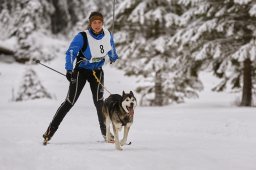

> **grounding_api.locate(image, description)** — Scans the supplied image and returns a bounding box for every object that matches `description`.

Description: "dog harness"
[109,102,131,126]
[116,112,131,126]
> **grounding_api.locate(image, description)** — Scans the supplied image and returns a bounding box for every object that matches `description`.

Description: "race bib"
[85,28,112,63]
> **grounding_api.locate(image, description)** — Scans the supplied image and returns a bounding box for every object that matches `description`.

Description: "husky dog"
[102,91,137,150]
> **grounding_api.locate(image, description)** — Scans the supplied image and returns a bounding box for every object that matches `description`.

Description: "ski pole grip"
[34,59,40,64]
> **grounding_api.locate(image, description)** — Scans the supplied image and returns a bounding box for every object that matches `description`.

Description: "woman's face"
[91,20,103,33]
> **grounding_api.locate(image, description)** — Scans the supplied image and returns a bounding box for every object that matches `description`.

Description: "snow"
[234,0,252,5]
[191,19,217,42]
[249,4,256,16]
[152,37,166,53]
[232,39,256,62]
[128,2,147,24]
[1,56,256,170]
[0,36,17,51]
[164,13,180,27]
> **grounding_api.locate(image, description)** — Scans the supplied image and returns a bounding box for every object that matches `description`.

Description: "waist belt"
[90,57,105,63]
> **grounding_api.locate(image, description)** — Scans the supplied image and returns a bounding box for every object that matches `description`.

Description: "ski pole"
[110,0,116,65]
[34,59,65,77]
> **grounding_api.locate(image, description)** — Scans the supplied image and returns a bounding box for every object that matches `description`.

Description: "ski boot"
[42,126,57,145]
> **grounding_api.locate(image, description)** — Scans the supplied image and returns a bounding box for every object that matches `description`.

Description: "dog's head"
[121,91,137,116]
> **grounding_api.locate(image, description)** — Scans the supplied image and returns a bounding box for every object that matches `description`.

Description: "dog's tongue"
[128,107,134,116]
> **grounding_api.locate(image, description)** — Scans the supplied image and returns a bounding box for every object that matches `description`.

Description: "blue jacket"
[65,28,118,71]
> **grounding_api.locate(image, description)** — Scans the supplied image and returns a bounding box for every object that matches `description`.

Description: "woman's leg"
[88,69,106,137]
[43,70,87,141]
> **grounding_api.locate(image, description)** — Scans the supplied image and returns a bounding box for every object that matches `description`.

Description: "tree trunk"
[240,58,252,106]
[50,0,70,34]
[154,70,163,106]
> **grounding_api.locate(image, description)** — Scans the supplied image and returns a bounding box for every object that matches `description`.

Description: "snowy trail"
[1,98,256,170]
[1,60,256,170]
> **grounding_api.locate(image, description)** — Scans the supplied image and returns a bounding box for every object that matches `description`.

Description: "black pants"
[48,68,106,137]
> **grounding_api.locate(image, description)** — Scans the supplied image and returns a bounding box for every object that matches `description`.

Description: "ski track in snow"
[0,58,256,170]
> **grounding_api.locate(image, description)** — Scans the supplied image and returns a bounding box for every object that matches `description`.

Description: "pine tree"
[0,0,98,63]
[50,0,93,34]
[15,68,53,101]
[0,0,100,102]
[1,0,56,63]
[170,0,256,106]
[112,0,202,106]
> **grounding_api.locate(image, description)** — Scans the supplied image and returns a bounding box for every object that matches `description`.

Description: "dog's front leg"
[113,124,122,150]
[120,124,131,146]
[105,116,111,143]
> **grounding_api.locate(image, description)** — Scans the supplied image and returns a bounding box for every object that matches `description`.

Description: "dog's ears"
[122,91,134,96]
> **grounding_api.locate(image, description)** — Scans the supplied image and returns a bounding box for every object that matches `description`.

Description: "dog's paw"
[115,145,123,151]
[120,140,126,146]
[106,139,115,144]
[116,147,123,151]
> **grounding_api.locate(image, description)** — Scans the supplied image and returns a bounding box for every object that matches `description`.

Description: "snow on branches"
[15,68,53,101]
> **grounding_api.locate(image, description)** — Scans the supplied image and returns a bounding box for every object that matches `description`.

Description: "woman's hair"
[89,11,104,23]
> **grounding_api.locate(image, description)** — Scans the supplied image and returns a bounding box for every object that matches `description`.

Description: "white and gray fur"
[102,91,137,150]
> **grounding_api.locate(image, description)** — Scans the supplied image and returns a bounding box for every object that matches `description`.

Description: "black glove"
[67,70,78,83]
[66,71,72,82]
